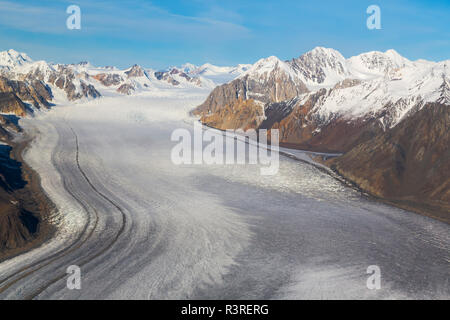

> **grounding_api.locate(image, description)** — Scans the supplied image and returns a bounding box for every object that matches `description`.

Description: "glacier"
[0,85,447,299]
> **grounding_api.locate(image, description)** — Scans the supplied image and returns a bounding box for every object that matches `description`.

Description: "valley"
[0,47,448,299]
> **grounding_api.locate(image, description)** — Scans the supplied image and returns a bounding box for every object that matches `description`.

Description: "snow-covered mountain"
[193,47,450,209]
[0,49,33,70]
[188,63,251,84]
[0,47,448,220]
[0,51,102,104]
[298,48,450,128]
[193,55,309,126]
[0,49,251,110]
[289,47,350,88]
[1,46,448,128]
[154,62,250,88]
[195,46,450,134]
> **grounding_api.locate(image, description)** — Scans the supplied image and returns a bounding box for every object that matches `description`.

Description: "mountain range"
[0,47,448,228]
[0,49,252,256]
[192,47,449,222]
[0,49,250,106]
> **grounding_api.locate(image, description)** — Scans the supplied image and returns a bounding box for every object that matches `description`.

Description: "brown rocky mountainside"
[0,92,28,117]
[125,64,146,78]
[194,72,308,119]
[45,66,100,101]
[195,75,427,154]
[195,85,386,153]
[0,75,56,259]
[193,59,309,134]
[0,142,53,261]
[117,83,135,95]
[0,115,21,142]
[0,76,52,111]
[327,103,449,222]
[262,87,385,153]
[92,73,123,86]
[199,98,265,131]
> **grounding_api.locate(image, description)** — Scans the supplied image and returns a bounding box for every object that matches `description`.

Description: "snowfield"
[0,87,449,299]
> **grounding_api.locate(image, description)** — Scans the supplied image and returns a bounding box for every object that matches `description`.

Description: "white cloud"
[0,0,251,42]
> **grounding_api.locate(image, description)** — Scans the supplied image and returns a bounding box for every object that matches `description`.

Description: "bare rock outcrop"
[117,83,135,95]
[93,73,123,86]
[47,66,101,101]
[80,81,101,99]
[200,98,265,130]
[0,77,51,109]
[328,103,450,221]
[125,64,146,78]
[0,92,27,117]
[155,68,202,86]
[329,103,450,200]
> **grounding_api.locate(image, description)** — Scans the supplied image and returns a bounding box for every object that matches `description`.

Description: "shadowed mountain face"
[0,145,26,192]
[0,205,39,253]
[0,144,44,256]
[259,88,385,153]
[327,103,450,220]
[0,52,104,247]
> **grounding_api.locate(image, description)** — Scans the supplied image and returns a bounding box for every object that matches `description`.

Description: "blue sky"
[0,0,449,69]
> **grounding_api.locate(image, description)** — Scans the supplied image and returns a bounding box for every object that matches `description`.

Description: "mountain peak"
[125,64,146,77]
[243,55,292,79]
[252,56,283,69]
[384,49,410,65]
[347,49,411,76]
[5,49,30,57]
[0,49,33,68]
[385,49,400,56]
[6,49,19,55]
[307,46,344,57]
[180,63,197,73]
[291,47,348,86]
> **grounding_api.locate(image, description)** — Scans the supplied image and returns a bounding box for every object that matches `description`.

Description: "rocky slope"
[154,67,202,87]
[0,144,32,251]
[328,103,449,222]
[0,120,50,260]
[193,56,309,129]
[0,75,53,120]
[92,73,123,86]
[0,93,28,117]
[0,142,53,260]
